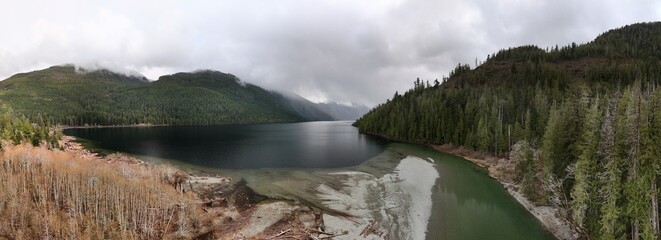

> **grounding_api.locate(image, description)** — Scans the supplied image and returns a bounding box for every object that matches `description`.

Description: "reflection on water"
[64,121,388,169]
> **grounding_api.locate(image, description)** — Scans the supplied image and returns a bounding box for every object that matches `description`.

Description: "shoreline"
[57,119,323,130]
[315,156,439,239]
[430,144,578,240]
[60,128,577,239]
[60,133,441,239]
[358,131,578,240]
[60,123,169,129]
[58,135,337,239]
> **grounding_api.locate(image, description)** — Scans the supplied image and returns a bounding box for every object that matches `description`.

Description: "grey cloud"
[0,0,658,107]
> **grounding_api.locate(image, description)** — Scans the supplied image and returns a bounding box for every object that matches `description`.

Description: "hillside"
[356,22,661,148]
[354,22,661,239]
[0,66,335,125]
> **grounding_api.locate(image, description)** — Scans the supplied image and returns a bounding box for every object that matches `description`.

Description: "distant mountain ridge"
[0,65,363,126]
[315,101,369,120]
[277,93,369,121]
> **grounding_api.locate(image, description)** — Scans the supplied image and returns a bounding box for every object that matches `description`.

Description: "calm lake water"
[64,121,388,169]
[64,121,554,240]
[394,144,555,240]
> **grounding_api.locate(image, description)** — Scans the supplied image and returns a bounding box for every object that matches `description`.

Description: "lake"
[64,121,388,169]
[64,121,554,239]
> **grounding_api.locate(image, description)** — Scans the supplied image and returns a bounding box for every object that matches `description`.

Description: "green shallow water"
[145,144,554,240]
[392,144,555,240]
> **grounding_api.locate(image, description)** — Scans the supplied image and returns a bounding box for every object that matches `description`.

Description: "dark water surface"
[63,121,388,169]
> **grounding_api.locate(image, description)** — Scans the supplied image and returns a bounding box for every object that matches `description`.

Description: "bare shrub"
[0,144,208,239]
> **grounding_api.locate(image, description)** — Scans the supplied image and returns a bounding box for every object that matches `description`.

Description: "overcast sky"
[0,0,659,106]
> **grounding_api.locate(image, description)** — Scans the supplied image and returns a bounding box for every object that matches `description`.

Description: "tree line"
[0,67,306,127]
[354,22,661,239]
[0,105,60,148]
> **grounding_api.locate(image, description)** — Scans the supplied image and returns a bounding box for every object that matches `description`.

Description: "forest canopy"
[0,67,332,126]
[354,22,661,239]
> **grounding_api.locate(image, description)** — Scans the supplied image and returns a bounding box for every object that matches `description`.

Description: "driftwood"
[267,229,291,239]
[302,228,348,240]
[360,220,384,238]
[308,229,336,235]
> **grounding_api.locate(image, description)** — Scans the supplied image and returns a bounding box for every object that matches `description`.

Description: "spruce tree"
[570,97,601,233]
[599,101,624,240]
[623,84,644,240]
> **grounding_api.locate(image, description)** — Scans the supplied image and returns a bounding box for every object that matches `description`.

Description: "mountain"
[355,22,661,147]
[0,65,333,125]
[277,93,368,120]
[277,93,334,121]
[354,22,661,239]
[314,102,369,120]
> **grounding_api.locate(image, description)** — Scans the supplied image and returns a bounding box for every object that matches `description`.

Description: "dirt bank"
[431,144,579,240]
[60,136,345,239]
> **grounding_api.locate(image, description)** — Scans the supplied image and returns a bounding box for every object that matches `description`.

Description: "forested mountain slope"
[0,66,333,125]
[354,22,661,239]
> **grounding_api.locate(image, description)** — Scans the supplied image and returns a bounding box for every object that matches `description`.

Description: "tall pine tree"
[570,96,601,234]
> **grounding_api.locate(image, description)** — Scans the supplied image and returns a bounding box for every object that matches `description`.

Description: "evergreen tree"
[512,140,539,200]
[570,97,601,233]
[647,90,661,236]
[623,84,645,240]
[599,101,624,240]
[351,22,661,239]
[477,115,490,152]
[541,105,561,177]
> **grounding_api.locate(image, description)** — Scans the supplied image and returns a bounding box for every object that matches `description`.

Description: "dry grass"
[0,144,210,239]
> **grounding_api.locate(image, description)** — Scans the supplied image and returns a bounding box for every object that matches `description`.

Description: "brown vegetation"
[0,144,211,239]
[0,136,338,240]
